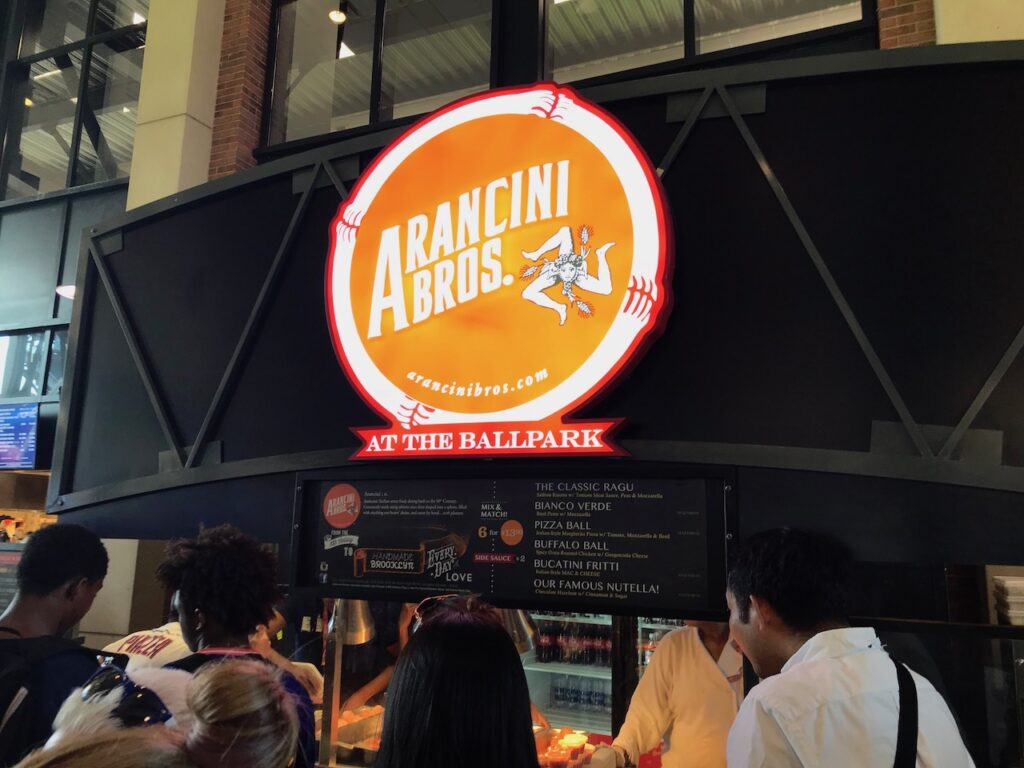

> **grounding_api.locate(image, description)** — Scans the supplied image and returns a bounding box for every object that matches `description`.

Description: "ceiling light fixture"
[70,97,78,104]
[132,12,146,24]
[56,285,76,300]
[338,42,356,58]
[329,9,347,24]
[23,97,33,107]
[32,70,61,81]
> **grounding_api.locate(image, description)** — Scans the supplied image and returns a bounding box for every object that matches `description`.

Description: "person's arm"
[341,665,394,711]
[610,635,677,766]
[725,696,800,768]
[250,625,323,700]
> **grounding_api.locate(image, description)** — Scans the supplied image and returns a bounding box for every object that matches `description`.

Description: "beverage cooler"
[288,469,734,766]
[525,612,615,734]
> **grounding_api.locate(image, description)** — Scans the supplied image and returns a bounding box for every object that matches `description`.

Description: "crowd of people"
[0,523,977,768]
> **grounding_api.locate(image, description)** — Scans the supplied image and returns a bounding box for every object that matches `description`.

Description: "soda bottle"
[557,622,569,664]
[552,674,567,709]
[567,675,581,711]
[537,621,552,663]
[603,679,613,714]
[578,677,592,712]
[592,677,605,713]
[566,622,580,664]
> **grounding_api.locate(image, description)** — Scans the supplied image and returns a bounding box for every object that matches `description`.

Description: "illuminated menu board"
[299,477,713,614]
[0,404,37,470]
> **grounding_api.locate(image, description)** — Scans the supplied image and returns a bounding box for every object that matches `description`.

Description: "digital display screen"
[0,404,38,470]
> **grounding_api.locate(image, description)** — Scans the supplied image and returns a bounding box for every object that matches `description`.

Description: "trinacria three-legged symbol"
[519,225,614,325]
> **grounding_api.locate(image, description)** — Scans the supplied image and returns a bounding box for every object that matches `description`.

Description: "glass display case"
[523,612,614,735]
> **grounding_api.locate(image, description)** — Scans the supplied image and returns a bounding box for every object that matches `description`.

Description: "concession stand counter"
[47,44,1024,765]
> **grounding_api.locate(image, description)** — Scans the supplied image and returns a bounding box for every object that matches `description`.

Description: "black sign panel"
[297,477,716,615]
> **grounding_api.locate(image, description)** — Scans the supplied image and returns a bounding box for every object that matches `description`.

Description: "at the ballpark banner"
[326,84,672,459]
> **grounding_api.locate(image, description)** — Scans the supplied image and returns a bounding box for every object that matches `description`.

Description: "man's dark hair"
[156,524,279,637]
[18,524,108,595]
[727,528,853,632]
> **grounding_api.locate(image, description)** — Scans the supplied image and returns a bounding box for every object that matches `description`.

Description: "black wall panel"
[52,50,1024,570]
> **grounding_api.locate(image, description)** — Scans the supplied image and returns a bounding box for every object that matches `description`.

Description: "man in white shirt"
[725,528,974,768]
[608,621,743,768]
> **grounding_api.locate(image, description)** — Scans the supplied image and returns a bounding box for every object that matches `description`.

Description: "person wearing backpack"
[0,524,108,766]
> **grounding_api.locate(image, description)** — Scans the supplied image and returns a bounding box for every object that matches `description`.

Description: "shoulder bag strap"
[893,659,919,768]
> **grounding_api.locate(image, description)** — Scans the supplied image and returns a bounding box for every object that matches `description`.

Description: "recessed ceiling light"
[329,10,347,24]
[24,97,33,107]
[122,106,130,113]
[554,0,572,4]
[56,285,76,300]
[32,70,61,81]
[70,97,78,104]
[338,42,356,58]
[132,12,146,24]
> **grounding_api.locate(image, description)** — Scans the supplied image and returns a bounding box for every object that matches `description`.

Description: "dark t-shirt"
[0,638,99,760]
[165,651,317,768]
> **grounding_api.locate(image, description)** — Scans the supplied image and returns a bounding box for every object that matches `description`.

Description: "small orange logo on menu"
[322,483,361,529]
[327,84,671,458]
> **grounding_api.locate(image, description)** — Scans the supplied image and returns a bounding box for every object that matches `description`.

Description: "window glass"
[379,0,491,121]
[546,0,685,83]
[268,0,378,143]
[0,202,65,325]
[58,186,129,319]
[45,329,69,396]
[4,54,84,199]
[72,35,146,186]
[20,0,91,56]
[0,331,48,399]
[94,0,150,34]
[696,0,862,54]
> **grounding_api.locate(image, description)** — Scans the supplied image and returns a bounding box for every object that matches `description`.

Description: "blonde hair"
[185,659,299,768]
[14,728,191,768]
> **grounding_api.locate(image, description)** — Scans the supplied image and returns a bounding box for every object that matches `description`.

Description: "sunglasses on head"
[412,593,499,632]
[81,664,172,727]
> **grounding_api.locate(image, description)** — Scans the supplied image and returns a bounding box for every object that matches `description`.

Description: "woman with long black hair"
[375,596,540,768]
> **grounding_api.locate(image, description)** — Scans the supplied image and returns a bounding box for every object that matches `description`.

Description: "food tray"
[995,590,1024,609]
[993,576,1024,596]
[335,707,384,764]
[997,608,1024,626]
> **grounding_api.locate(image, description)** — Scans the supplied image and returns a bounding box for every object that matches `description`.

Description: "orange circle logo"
[500,519,524,547]
[327,84,669,435]
[323,483,360,529]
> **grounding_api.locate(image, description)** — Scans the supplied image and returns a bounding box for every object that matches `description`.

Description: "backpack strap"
[893,659,919,768]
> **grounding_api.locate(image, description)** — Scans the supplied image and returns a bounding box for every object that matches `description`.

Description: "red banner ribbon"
[351,418,624,459]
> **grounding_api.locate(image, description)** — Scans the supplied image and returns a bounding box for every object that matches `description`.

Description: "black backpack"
[0,635,97,767]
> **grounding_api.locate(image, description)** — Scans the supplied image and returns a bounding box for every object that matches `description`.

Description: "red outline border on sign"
[325,82,674,432]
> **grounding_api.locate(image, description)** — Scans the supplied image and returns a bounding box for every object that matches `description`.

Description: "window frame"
[259,0,878,155]
[0,0,147,203]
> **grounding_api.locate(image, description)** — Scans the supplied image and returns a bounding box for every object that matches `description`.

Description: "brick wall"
[878,0,937,49]
[208,0,273,180]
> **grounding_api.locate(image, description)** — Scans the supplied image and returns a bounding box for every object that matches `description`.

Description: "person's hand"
[248,624,272,656]
[591,745,624,768]
[341,688,370,712]
[530,701,550,729]
[288,662,324,702]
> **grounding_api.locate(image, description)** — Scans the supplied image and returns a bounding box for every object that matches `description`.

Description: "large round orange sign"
[327,84,671,457]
